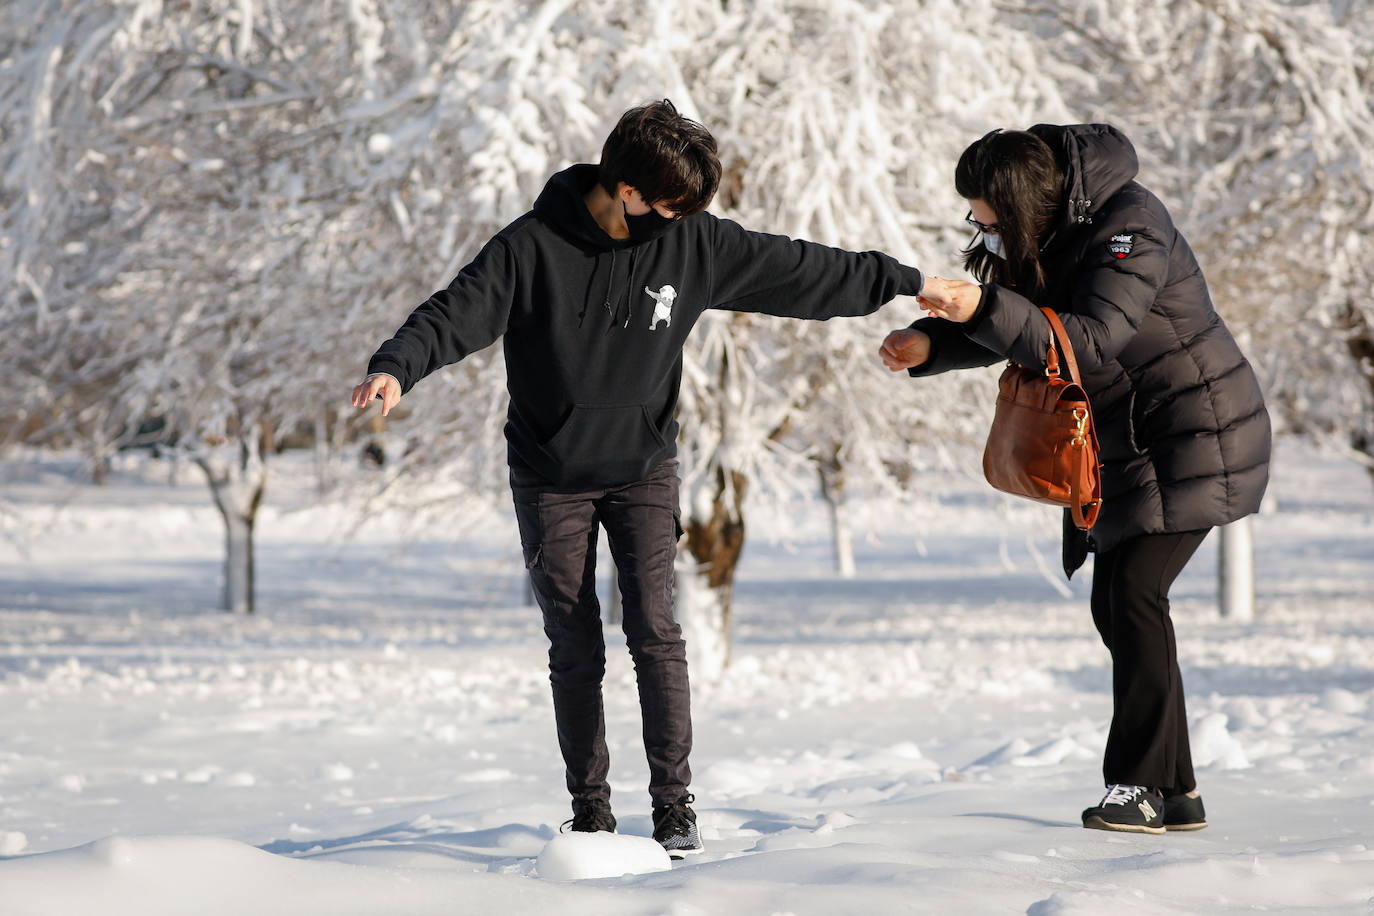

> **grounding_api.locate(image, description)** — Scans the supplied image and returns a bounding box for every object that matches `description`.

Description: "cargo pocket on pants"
[522,542,544,571]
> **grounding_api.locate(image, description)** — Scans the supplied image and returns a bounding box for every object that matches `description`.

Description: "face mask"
[983,232,1007,259]
[623,201,679,243]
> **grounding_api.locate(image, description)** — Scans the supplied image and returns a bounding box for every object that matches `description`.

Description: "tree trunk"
[221,507,257,615]
[605,557,624,626]
[313,409,331,496]
[90,453,110,486]
[1218,516,1255,622]
[1342,299,1374,485]
[679,465,747,677]
[195,429,268,614]
[818,451,855,579]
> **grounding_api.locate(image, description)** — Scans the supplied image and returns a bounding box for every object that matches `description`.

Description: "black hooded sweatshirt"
[368,163,922,487]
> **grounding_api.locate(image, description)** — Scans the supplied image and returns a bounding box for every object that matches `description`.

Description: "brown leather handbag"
[982,307,1102,529]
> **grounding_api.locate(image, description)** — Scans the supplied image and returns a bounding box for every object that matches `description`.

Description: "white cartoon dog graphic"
[645,284,676,330]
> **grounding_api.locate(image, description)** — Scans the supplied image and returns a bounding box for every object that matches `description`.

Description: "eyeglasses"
[964,211,1001,235]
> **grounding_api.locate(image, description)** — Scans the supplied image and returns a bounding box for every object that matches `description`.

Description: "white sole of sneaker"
[1083,816,1166,835]
[667,847,705,860]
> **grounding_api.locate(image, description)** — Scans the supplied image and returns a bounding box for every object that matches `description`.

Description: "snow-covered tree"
[1,0,461,610]
[6,0,1369,635]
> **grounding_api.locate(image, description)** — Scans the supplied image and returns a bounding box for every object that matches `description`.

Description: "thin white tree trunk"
[222,509,255,615]
[674,562,729,682]
[828,492,856,578]
[819,462,856,579]
[1218,516,1255,622]
[195,432,268,614]
[313,409,331,497]
[605,556,623,626]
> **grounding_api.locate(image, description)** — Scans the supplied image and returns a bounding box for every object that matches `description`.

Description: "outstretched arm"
[707,215,922,320]
[352,236,517,413]
[917,221,1170,373]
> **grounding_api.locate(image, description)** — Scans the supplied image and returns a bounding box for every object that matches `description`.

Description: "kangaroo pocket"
[540,404,668,487]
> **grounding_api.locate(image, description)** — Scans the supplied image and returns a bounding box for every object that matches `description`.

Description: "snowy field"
[1,444,1372,915]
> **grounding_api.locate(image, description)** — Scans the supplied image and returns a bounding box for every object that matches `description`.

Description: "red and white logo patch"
[1108,234,1134,259]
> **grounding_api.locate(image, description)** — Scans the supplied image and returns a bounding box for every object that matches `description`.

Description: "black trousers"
[510,459,691,808]
[1090,528,1210,795]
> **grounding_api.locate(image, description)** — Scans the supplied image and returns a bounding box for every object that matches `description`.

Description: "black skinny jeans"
[510,459,691,809]
[1090,528,1210,795]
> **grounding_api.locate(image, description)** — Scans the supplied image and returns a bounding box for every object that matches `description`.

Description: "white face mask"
[983,232,1006,259]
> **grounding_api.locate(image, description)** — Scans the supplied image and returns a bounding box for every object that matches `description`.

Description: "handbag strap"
[1044,306,1102,451]
[1044,306,1101,528]
[1039,307,1084,387]
[1069,447,1097,529]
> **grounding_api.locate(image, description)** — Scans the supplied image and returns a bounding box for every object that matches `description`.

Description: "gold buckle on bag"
[1071,407,1088,447]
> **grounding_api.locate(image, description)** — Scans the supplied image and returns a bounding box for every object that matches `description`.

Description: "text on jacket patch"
[645,284,676,330]
[1108,234,1134,259]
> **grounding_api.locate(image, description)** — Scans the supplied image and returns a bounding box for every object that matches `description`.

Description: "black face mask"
[623,201,678,243]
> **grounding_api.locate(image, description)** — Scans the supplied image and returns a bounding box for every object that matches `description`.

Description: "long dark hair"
[954,129,1064,295]
[598,99,721,216]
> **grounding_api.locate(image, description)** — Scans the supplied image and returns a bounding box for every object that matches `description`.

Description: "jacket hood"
[1028,123,1139,228]
[533,163,641,251]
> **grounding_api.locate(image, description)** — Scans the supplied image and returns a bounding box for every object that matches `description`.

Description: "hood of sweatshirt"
[532,163,645,252]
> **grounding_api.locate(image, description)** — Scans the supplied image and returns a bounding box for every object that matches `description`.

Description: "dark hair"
[954,129,1064,294]
[598,99,721,216]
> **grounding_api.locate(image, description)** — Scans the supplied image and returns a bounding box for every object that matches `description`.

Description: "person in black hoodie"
[351,99,925,856]
[879,125,1270,835]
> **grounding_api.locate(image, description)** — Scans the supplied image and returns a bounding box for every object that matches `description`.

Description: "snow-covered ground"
[1,444,1372,915]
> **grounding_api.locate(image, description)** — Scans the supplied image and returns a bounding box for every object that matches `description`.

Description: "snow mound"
[0,834,493,916]
[1321,687,1366,715]
[1027,891,1156,915]
[535,832,671,881]
[1190,713,1252,769]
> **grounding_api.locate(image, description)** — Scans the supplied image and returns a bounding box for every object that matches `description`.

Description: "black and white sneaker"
[1162,791,1207,831]
[561,798,616,833]
[652,795,703,858]
[1081,784,1166,834]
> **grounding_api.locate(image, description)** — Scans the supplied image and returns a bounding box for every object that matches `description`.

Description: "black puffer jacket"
[910,123,1271,561]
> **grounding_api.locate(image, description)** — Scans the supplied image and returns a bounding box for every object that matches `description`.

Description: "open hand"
[878,328,932,372]
[918,276,983,324]
[351,373,401,417]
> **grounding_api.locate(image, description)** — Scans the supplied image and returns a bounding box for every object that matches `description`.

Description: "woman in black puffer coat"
[880,124,1270,834]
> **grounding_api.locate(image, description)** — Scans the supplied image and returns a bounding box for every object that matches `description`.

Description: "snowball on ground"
[535,832,671,881]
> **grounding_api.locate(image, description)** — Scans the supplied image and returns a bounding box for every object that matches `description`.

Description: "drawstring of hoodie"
[578,248,606,327]
[621,247,638,329]
[585,246,640,331]
[598,249,618,326]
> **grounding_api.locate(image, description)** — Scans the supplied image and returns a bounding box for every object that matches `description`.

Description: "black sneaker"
[562,798,616,833]
[1162,791,1207,831]
[652,794,703,858]
[1081,784,1166,834]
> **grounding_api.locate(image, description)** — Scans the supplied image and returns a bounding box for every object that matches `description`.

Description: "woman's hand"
[918,276,984,324]
[878,328,932,372]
